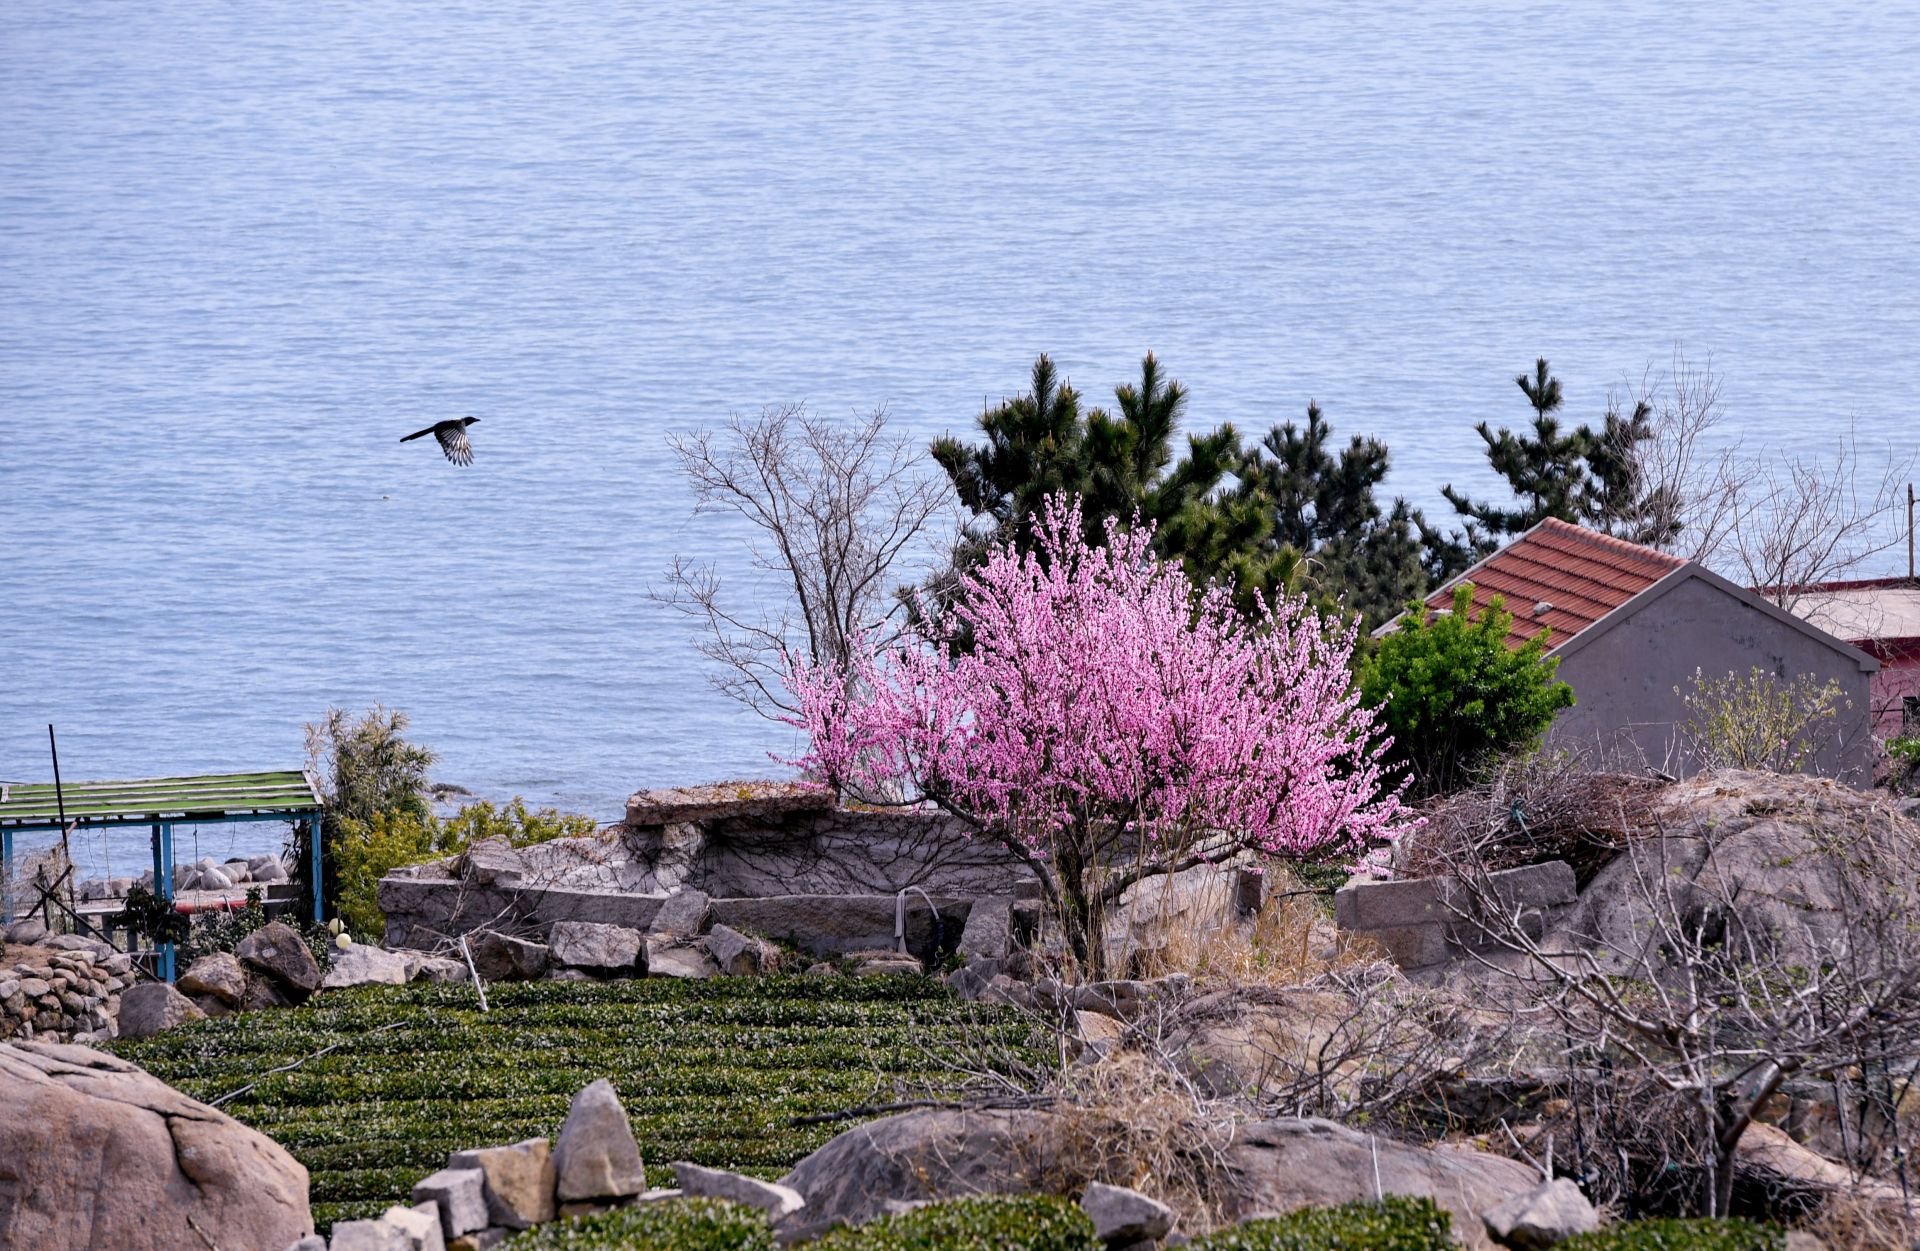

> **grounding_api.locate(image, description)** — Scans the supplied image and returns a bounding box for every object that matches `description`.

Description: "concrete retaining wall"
[1334,861,1577,977]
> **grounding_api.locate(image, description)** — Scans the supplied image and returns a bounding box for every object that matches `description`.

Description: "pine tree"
[929,354,1287,612]
[1430,357,1671,579]
[1237,402,1430,628]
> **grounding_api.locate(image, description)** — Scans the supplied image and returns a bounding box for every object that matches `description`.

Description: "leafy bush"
[108,976,1040,1230]
[1884,734,1920,795]
[328,797,596,940]
[1676,668,1847,774]
[1359,583,1575,797]
[1184,1197,1454,1250]
[1558,1218,1783,1250]
[813,1195,1098,1250]
[503,1199,771,1251]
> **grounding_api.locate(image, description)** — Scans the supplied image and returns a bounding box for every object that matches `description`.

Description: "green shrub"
[1558,1217,1783,1250]
[813,1196,1098,1250]
[1185,1197,1453,1250]
[1676,668,1847,774]
[503,1198,772,1251]
[328,798,597,940]
[1887,734,1920,795]
[1359,583,1575,797]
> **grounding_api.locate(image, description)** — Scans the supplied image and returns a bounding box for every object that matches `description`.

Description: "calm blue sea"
[3,2,1916,875]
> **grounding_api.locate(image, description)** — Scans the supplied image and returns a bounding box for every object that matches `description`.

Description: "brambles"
[109,977,1041,1229]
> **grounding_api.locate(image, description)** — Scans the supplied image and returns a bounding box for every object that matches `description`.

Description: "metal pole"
[310,811,326,925]
[1908,482,1914,581]
[48,726,77,927]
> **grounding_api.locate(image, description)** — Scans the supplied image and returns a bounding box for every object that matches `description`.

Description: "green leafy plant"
[1359,583,1576,798]
[1184,1197,1454,1250]
[1675,668,1848,774]
[1886,734,1920,795]
[1557,1217,1783,1250]
[115,882,189,947]
[814,1195,1098,1251]
[503,1198,772,1251]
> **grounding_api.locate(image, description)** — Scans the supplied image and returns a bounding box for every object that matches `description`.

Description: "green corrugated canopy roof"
[0,771,322,830]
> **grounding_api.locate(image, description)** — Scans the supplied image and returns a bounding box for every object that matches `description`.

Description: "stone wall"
[379,785,1039,966]
[0,923,135,1043]
[1333,861,1578,980]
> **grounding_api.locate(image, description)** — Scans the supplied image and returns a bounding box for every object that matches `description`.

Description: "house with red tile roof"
[1781,576,1920,739]
[1386,518,1881,781]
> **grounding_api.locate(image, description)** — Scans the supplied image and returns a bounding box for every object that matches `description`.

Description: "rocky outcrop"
[0,1040,312,1250]
[179,952,249,1010]
[322,943,413,989]
[780,1106,1533,1249]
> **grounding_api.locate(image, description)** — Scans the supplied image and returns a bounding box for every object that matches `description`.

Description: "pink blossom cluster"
[784,495,1414,868]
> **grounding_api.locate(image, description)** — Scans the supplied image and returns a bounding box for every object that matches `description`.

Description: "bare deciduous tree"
[1614,350,1912,613]
[1448,817,1920,1218]
[1722,420,1914,615]
[658,404,955,718]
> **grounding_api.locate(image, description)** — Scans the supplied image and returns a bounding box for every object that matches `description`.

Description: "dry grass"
[1121,868,1383,986]
[1796,1188,1920,1251]
[1036,1048,1239,1235]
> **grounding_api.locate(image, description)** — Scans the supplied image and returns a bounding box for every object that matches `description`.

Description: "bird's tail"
[399,426,433,443]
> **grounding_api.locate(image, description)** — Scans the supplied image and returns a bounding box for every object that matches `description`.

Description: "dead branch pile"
[1397,754,1667,885]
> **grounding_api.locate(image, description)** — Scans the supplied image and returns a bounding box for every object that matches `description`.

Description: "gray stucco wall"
[1546,572,1877,781]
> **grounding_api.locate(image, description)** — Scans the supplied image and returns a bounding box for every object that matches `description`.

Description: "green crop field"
[110,976,1038,1229]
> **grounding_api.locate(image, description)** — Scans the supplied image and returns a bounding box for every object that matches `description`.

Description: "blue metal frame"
[3,806,323,980]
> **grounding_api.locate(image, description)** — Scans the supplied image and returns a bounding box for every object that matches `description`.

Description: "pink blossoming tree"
[786,495,1414,978]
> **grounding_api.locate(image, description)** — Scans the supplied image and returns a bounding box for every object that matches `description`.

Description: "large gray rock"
[177,952,248,1008]
[1550,771,1920,976]
[1081,1181,1174,1245]
[782,1108,1533,1248]
[323,942,413,989]
[956,896,1014,961]
[116,981,205,1039]
[645,939,720,980]
[554,1079,646,1201]
[650,888,712,937]
[673,1161,805,1219]
[703,923,770,975]
[1482,1177,1598,1249]
[0,1040,313,1250]
[1224,1118,1537,1249]
[412,1166,489,1238]
[406,954,471,984]
[625,780,835,827]
[459,837,526,888]
[447,1138,557,1229]
[548,921,646,974]
[4,918,49,944]
[382,1202,447,1251]
[235,921,323,997]
[331,1221,410,1251]
[467,931,550,982]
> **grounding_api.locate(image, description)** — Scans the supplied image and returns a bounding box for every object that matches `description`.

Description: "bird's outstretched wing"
[435,423,475,466]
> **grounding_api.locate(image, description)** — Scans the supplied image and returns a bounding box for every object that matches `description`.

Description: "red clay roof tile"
[1423,518,1685,651]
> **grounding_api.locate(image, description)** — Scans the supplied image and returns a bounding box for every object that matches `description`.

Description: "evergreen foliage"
[1358,583,1575,796]
[1433,358,1676,577]
[930,354,1282,612]
[1237,402,1430,627]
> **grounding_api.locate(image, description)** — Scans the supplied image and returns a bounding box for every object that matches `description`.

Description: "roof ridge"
[1533,517,1685,568]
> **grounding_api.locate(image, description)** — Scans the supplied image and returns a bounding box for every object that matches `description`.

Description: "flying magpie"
[400,417,481,466]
